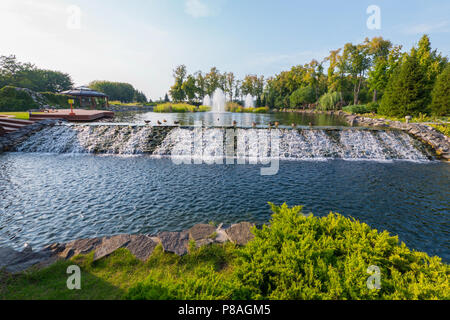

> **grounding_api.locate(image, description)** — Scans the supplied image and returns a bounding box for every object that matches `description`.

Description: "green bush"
[40,92,71,108]
[0,86,39,112]
[290,86,316,109]
[127,204,449,300]
[154,103,205,113]
[318,92,341,111]
[343,103,378,114]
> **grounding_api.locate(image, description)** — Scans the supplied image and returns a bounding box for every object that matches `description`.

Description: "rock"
[125,235,159,261]
[59,238,102,259]
[0,246,52,274]
[0,126,5,137]
[188,224,216,242]
[158,231,189,256]
[225,222,255,246]
[94,234,132,261]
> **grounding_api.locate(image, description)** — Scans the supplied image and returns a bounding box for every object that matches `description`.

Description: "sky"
[1,0,449,100]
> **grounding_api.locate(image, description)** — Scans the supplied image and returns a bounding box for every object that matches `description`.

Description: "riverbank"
[1,205,448,300]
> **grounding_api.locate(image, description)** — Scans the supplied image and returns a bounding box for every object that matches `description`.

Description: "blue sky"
[1,0,449,100]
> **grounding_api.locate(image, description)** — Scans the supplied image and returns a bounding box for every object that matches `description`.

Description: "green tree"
[379,51,429,117]
[169,65,187,102]
[342,42,371,105]
[224,72,235,102]
[182,75,197,103]
[194,71,206,101]
[205,67,223,95]
[429,64,450,116]
[289,86,315,109]
[89,81,136,102]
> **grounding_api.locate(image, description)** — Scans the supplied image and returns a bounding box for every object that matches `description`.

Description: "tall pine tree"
[430,64,450,116]
[379,49,429,117]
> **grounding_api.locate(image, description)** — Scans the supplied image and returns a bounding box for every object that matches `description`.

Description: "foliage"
[0,55,73,93]
[2,205,448,300]
[378,52,430,117]
[234,204,449,300]
[226,102,269,113]
[153,103,209,113]
[89,81,146,103]
[429,64,450,116]
[40,92,72,108]
[318,92,342,110]
[0,86,39,112]
[343,103,378,114]
[430,124,450,137]
[289,86,316,109]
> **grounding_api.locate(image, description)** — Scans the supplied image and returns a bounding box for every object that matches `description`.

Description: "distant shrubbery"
[153,103,210,113]
[0,86,38,112]
[317,92,341,111]
[343,102,379,114]
[226,102,269,113]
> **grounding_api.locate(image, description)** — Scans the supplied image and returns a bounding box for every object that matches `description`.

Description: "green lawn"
[0,112,30,120]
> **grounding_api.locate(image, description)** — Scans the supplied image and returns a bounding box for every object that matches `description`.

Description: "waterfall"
[245,94,255,108]
[13,124,434,161]
[211,89,226,113]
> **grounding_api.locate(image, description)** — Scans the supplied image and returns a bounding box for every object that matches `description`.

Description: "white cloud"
[404,21,450,35]
[185,0,213,18]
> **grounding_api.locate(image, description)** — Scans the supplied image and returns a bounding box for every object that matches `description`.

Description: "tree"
[379,51,429,117]
[182,75,197,103]
[164,93,170,102]
[89,81,136,102]
[224,72,235,101]
[429,64,450,116]
[194,71,206,101]
[169,65,187,102]
[290,86,316,109]
[342,42,371,105]
[205,67,223,95]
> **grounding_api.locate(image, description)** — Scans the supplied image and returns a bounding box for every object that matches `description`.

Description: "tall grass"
[153,103,210,113]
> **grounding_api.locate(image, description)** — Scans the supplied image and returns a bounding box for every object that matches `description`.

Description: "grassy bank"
[226,102,269,114]
[1,204,448,300]
[0,112,30,120]
[153,103,211,113]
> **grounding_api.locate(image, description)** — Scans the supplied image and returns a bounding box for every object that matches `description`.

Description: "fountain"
[245,94,255,108]
[211,88,226,113]
[203,95,211,108]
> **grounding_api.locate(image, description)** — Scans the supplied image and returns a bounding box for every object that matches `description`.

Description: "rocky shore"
[0,222,255,274]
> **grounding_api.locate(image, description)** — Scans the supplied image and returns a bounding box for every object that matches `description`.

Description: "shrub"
[154,103,197,113]
[290,86,316,109]
[40,92,72,108]
[127,204,449,300]
[226,102,243,113]
[318,92,341,111]
[343,103,378,114]
[0,86,39,112]
[234,204,449,300]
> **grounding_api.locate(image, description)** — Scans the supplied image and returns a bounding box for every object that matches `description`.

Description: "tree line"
[168,35,449,116]
[0,55,148,104]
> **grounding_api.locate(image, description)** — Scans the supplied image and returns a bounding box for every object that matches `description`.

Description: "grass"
[430,124,450,137]
[153,103,211,113]
[0,112,30,120]
[226,103,269,114]
[1,243,238,300]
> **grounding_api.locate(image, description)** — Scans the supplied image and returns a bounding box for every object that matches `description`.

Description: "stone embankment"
[0,119,63,154]
[0,222,255,274]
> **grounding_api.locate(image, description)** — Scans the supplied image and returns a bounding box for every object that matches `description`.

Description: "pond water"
[101,111,349,128]
[0,152,448,261]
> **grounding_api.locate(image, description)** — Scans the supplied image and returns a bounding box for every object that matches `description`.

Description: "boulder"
[188,224,216,242]
[0,246,52,274]
[158,231,189,256]
[58,238,102,259]
[94,235,132,261]
[225,222,255,246]
[125,235,159,261]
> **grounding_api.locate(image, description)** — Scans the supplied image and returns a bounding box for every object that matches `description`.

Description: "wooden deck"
[29,109,115,122]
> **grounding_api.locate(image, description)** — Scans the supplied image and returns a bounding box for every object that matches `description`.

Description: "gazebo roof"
[60,86,108,98]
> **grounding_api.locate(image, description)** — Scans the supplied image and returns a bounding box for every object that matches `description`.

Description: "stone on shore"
[94,235,132,261]
[0,246,52,274]
[125,235,159,261]
[58,238,103,260]
[158,231,189,256]
[188,224,216,242]
[225,222,255,246]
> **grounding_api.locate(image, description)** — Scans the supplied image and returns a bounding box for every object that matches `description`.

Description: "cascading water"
[245,94,255,108]
[14,124,434,161]
[211,88,226,113]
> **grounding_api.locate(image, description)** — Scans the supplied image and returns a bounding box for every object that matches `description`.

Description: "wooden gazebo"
[60,86,109,109]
